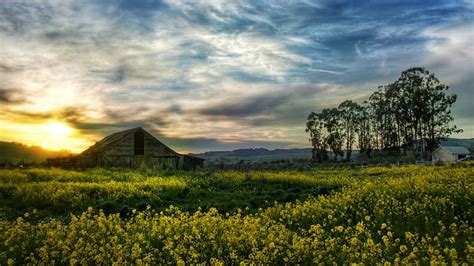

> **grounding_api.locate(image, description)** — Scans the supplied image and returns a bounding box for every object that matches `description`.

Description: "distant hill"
[192,148,313,164]
[439,138,474,149]
[1,138,472,165]
[0,141,73,164]
[194,138,474,164]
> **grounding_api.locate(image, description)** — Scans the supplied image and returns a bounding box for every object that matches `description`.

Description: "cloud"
[0,0,472,152]
[0,89,24,103]
[422,24,474,83]
[0,0,53,34]
[196,92,288,117]
[156,134,299,153]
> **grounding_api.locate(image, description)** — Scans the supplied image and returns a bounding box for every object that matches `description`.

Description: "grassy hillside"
[0,142,72,164]
[0,163,472,264]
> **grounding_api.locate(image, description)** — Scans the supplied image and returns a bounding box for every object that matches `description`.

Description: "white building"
[432,145,470,162]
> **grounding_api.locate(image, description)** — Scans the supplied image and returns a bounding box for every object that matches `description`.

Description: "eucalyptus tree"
[357,101,374,158]
[338,100,362,160]
[389,67,461,154]
[306,67,461,161]
[306,112,328,163]
[321,108,344,161]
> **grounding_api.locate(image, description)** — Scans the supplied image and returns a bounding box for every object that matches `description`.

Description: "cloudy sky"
[0,0,473,153]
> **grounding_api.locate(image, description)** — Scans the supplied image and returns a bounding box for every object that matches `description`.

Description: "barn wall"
[104,133,134,157]
[183,156,204,170]
[433,148,455,162]
[76,153,100,168]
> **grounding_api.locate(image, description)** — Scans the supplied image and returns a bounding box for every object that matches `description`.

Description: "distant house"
[47,127,204,170]
[432,145,470,162]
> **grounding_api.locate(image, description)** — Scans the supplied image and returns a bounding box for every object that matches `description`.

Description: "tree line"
[306,67,462,162]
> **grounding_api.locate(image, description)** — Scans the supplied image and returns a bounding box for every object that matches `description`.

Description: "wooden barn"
[47,127,204,170]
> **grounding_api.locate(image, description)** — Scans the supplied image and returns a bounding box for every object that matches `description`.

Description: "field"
[0,164,473,264]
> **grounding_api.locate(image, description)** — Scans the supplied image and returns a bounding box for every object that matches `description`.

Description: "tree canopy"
[306,67,462,162]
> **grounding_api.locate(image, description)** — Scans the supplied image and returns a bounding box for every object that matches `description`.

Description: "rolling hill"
[193,148,313,164]
[1,138,472,165]
[0,141,73,164]
[194,138,474,164]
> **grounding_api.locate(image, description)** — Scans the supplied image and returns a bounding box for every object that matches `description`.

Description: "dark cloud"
[158,135,297,152]
[64,106,171,135]
[197,93,288,117]
[0,1,53,34]
[225,69,277,84]
[115,0,167,11]
[169,104,182,114]
[195,84,328,119]
[0,89,24,103]
[0,64,23,73]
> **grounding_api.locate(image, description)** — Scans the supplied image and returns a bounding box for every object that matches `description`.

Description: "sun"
[43,121,72,137]
[39,121,74,151]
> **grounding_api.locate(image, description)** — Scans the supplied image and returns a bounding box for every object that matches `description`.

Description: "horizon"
[1,0,473,153]
[3,135,473,156]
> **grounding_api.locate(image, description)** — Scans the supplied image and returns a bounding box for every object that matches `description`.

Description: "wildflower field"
[0,163,472,264]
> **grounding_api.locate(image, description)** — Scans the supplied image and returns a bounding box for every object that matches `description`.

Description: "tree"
[306,112,328,163]
[368,88,398,152]
[338,100,362,161]
[306,67,462,162]
[357,101,373,158]
[388,67,462,155]
[321,108,344,161]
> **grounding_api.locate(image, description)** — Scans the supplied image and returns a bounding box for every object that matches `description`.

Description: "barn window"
[134,131,145,155]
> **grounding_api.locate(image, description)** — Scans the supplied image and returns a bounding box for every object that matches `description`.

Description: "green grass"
[0,167,353,220]
[0,163,472,264]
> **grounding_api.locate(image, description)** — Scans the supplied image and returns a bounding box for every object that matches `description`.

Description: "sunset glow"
[38,122,73,150]
[43,122,72,137]
[0,120,91,153]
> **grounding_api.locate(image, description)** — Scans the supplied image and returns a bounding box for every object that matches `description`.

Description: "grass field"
[0,163,473,264]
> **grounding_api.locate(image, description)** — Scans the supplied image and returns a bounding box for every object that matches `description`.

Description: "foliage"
[338,100,363,160]
[0,163,473,264]
[306,67,462,161]
[306,112,328,162]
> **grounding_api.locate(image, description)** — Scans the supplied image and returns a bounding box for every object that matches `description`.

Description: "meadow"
[0,163,472,264]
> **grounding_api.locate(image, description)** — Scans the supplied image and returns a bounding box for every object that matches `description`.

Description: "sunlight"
[43,122,72,137]
[0,120,93,153]
[40,121,73,151]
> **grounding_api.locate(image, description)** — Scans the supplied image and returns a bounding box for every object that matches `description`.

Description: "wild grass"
[0,167,349,219]
[0,163,472,264]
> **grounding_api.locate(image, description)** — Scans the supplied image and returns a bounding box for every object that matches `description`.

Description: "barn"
[47,127,204,170]
[431,145,470,163]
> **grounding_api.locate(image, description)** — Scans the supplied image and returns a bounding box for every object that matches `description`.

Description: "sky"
[0,0,473,153]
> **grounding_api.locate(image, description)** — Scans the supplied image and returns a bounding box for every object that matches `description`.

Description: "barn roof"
[81,127,179,156]
[439,145,470,155]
